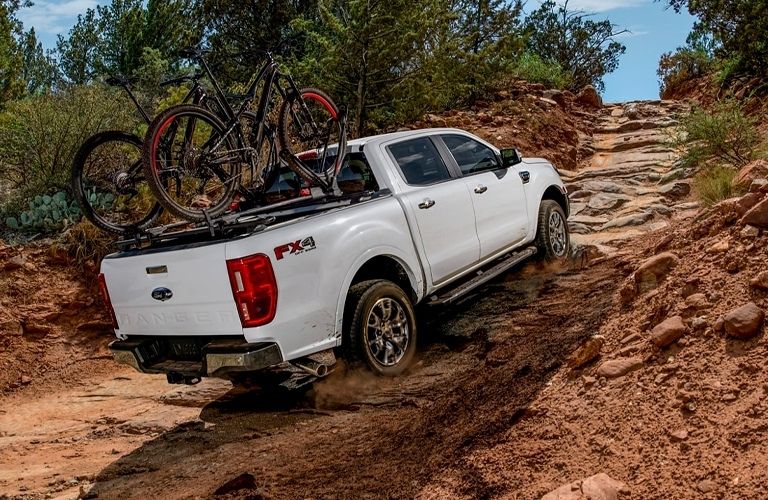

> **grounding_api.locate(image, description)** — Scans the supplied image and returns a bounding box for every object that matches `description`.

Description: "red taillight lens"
[97,273,119,329]
[226,254,278,328]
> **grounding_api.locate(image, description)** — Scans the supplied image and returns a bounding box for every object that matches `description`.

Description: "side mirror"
[500,148,523,168]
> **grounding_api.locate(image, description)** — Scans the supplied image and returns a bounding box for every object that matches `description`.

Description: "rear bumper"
[109,336,283,378]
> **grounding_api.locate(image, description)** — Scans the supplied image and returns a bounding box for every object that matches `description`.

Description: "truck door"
[387,137,480,285]
[438,134,528,258]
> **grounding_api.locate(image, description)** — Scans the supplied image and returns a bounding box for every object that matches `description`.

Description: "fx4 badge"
[274,237,316,260]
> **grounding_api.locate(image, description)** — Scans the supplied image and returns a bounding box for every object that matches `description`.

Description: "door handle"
[474,185,488,194]
[418,198,436,209]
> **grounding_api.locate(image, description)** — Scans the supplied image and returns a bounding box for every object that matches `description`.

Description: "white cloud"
[18,0,100,38]
[545,0,646,12]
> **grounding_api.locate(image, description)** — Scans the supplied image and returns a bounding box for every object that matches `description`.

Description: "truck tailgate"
[101,244,242,336]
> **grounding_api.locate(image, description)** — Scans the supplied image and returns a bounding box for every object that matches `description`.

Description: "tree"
[197,0,317,84]
[0,0,27,104]
[56,0,199,84]
[524,0,626,92]
[664,0,768,78]
[20,28,58,94]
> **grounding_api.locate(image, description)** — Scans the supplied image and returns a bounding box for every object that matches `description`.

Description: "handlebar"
[159,72,205,88]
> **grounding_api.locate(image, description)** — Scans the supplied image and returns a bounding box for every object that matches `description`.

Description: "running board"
[427,247,537,306]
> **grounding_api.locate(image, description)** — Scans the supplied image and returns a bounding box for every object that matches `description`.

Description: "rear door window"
[388,137,452,185]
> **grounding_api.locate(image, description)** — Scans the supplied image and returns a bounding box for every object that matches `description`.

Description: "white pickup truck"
[102,128,569,382]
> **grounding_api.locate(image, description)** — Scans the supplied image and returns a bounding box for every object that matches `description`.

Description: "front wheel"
[534,200,570,262]
[343,280,417,376]
[277,87,339,160]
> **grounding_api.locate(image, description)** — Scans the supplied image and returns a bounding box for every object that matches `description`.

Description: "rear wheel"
[535,200,570,262]
[343,280,417,376]
[277,87,339,161]
[142,104,241,222]
[71,130,162,234]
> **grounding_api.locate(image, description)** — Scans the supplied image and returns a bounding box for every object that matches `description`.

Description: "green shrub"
[0,85,137,210]
[5,191,83,232]
[679,99,760,168]
[508,53,572,90]
[693,165,744,205]
[657,47,714,95]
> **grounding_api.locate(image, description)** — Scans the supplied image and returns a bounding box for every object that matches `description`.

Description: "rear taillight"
[226,254,278,328]
[97,273,119,329]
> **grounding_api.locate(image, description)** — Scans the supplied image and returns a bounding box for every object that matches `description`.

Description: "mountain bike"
[141,47,342,222]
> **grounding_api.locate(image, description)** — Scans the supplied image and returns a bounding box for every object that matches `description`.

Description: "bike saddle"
[105,74,137,87]
[159,71,205,87]
[178,47,211,59]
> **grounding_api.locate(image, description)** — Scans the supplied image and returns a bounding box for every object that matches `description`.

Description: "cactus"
[10,190,84,232]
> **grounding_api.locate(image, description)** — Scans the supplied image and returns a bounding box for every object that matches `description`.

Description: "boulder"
[750,179,768,193]
[650,316,687,347]
[735,159,768,188]
[634,252,679,293]
[723,303,764,339]
[659,182,691,198]
[587,193,631,210]
[542,473,629,500]
[741,198,768,228]
[576,85,602,108]
[601,212,653,230]
[596,357,643,378]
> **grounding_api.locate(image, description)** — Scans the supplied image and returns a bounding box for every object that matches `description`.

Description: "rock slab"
[542,473,629,500]
[596,357,643,378]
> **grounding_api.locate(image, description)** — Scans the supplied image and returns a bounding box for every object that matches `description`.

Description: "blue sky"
[18,0,695,103]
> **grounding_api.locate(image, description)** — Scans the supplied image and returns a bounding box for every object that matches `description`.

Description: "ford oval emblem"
[151,287,173,302]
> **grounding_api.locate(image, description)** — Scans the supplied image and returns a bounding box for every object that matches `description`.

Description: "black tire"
[71,130,163,234]
[142,104,241,222]
[343,279,418,376]
[277,87,339,159]
[534,200,570,262]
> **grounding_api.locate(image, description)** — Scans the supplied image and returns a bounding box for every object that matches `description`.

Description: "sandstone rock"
[749,271,768,290]
[690,317,707,332]
[750,179,768,193]
[619,278,637,305]
[707,240,729,254]
[602,212,653,230]
[634,252,679,293]
[567,335,605,369]
[21,321,53,337]
[736,192,764,214]
[576,85,602,108]
[587,193,631,210]
[651,316,687,347]
[610,108,624,117]
[581,180,623,193]
[624,105,640,119]
[659,182,691,198]
[735,159,768,188]
[20,375,31,385]
[741,198,768,228]
[569,190,592,200]
[568,222,592,234]
[741,225,760,238]
[214,473,257,496]
[697,480,717,494]
[684,293,709,310]
[541,473,628,500]
[670,429,688,441]
[723,303,764,339]
[3,254,24,271]
[596,357,643,378]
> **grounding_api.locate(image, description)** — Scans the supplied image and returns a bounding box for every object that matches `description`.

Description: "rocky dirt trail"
[563,100,695,256]
[2,95,767,499]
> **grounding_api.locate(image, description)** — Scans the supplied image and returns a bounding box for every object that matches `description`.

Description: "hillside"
[1,83,767,499]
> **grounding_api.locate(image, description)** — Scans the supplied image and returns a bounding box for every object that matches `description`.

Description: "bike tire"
[71,130,163,234]
[277,87,339,158]
[142,104,241,222]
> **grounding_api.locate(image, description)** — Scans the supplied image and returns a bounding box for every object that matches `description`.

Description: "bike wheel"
[142,104,241,222]
[277,88,339,161]
[71,130,163,234]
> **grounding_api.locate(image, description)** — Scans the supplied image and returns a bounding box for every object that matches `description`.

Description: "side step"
[427,247,537,306]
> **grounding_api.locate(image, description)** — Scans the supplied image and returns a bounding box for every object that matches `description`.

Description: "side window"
[337,152,379,194]
[442,135,500,176]
[388,137,452,186]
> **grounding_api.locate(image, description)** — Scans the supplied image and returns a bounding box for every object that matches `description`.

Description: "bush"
[658,47,714,95]
[508,53,572,90]
[693,165,744,205]
[679,99,761,168]
[0,85,137,226]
